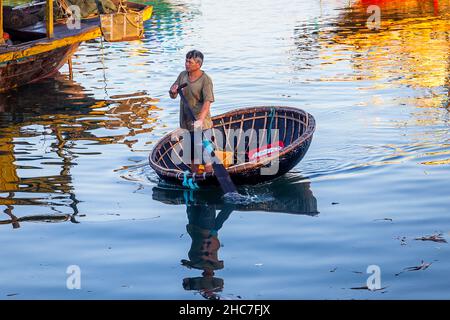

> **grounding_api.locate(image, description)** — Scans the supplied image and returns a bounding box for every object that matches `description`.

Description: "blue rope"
[183,190,195,205]
[209,229,218,237]
[188,178,199,190]
[202,139,215,154]
[183,190,189,204]
[182,170,189,187]
[182,170,199,190]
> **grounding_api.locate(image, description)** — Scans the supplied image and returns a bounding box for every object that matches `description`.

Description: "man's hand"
[169,84,179,98]
[195,101,211,130]
[170,83,179,94]
[194,120,203,130]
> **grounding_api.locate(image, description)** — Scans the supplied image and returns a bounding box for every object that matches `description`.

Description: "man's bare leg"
[204,163,213,173]
[191,163,200,173]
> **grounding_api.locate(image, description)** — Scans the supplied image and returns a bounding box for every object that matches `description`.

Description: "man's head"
[185,50,204,72]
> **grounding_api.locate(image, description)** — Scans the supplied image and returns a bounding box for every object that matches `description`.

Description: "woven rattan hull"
[149,106,315,187]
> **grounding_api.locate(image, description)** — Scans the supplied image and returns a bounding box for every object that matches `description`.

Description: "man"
[181,201,233,300]
[169,50,215,172]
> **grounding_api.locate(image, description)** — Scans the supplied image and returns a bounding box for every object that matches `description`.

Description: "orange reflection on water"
[321,0,450,94]
[0,74,160,226]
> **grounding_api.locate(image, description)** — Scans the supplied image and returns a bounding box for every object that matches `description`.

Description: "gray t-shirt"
[172,71,215,131]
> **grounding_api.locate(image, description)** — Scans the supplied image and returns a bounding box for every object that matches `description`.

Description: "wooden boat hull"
[150,106,316,187]
[0,2,153,93]
[0,43,78,92]
[151,138,313,186]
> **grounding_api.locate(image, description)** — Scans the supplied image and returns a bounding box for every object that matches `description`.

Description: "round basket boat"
[149,106,315,186]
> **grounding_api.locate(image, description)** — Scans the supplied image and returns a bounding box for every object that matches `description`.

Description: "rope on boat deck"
[182,170,199,190]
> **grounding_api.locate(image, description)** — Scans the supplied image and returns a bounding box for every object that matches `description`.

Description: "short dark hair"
[186,50,204,66]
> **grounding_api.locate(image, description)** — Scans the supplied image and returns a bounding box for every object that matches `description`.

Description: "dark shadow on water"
[152,174,318,299]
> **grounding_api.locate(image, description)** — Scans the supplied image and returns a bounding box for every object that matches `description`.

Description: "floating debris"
[350,286,368,290]
[330,267,338,273]
[395,236,407,246]
[350,285,387,292]
[374,218,393,222]
[6,293,19,297]
[331,202,339,205]
[395,260,432,276]
[414,233,447,243]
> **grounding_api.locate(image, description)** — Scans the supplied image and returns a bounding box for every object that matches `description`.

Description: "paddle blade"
[212,162,237,194]
[203,139,237,194]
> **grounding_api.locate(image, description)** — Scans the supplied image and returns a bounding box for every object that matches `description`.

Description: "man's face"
[185,58,201,72]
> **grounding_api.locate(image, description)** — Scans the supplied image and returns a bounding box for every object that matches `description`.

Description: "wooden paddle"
[177,83,237,195]
[94,0,105,14]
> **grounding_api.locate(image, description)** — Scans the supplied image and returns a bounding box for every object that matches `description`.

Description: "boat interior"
[2,3,46,45]
[1,0,107,49]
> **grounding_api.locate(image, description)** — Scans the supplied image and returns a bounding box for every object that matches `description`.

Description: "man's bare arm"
[198,101,211,123]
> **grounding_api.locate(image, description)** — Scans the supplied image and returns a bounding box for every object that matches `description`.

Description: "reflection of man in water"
[181,200,232,300]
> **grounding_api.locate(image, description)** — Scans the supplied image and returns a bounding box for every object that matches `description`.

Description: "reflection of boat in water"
[0,0,153,92]
[328,0,450,91]
[0,73,159,146]
[0,74,89,227]
[0,73,159,227]
[357,0,446,18]
[152,174,318,216]
[0,210,75,229]
[152,175,318,300]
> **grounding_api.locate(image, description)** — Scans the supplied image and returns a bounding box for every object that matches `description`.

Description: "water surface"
[1,0,450,299]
